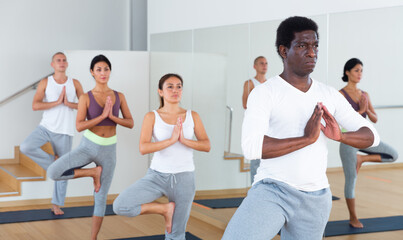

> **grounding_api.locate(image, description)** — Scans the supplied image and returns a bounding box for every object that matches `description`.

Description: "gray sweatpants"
[113,169,195,240]
[20,125,71,206]
[47,136,116,217]
[223,178,332,240]
[339,141,398,199]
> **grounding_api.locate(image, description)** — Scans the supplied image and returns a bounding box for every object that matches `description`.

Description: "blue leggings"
[48,136,116,217]
[339,141,398,199]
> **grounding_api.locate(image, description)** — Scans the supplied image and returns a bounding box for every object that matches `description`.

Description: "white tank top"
[39,76,77,136]
[150,110,195,173]
[251,78,264,87]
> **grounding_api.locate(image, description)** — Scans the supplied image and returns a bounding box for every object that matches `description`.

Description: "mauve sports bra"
[87,90,120,126]
[340,88,367,118]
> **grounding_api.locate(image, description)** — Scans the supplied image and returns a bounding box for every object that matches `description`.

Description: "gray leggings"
[20,125,71,206]
[113,169,195,240]
[250,159,260,185]
[339,141,398,199]
[47,136,116,217]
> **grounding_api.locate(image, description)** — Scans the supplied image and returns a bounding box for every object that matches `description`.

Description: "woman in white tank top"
[113,73,210,239]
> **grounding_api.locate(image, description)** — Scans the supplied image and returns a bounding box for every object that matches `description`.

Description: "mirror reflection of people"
[20,52,84,215]
[48,55,134,240]
[242,56,267,110]
[242,56,267,184]
[113,73,210,240]
[339,58,398,228]
[222,16,379,240]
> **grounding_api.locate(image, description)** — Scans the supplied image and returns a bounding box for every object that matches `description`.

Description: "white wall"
[148,0,403,34]
[0,50,150,202]
[0,0,130,159]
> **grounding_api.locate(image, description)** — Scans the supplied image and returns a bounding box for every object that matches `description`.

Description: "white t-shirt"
[242,75,380,191]
[150,110,195,173]
[39,76,77,136]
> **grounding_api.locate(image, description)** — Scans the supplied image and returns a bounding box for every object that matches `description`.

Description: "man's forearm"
[340,127,374,149]
[32,101,60,111]
[261,135,313,159]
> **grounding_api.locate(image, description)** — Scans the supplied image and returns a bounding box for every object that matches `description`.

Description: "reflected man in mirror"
[242,56,268,185]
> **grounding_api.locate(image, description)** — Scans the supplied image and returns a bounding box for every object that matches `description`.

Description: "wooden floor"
[0,166,402,239]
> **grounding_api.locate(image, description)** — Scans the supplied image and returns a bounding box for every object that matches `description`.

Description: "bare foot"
[164,202,175,233]
[350,218,364,228]
[51,205,64,215]
[356,155,364,174]
[93,166,102,193]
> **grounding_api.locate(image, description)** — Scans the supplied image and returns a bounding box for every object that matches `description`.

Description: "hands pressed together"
[170,116,186,144]
[56,86,75,108]
[358,93,368,115]
[101,96,114,120]
[304,102,342,144]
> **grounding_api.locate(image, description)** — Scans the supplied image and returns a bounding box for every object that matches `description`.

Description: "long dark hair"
[342,58,363,82]
[158,73,183,109]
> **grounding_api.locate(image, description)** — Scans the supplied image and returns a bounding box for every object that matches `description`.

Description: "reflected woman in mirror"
[339,58,398,228]
[48,54,134,239]
[113,73,210,239]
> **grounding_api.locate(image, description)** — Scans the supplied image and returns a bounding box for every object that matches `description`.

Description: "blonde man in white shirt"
[222,16,379,240]
[242,56,268,184]
[242,56,268,110]
[20,52,83,215]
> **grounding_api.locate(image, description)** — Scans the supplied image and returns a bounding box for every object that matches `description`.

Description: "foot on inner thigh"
[356,155,364,174]
[51,204,64,215]
[93,166,103,193]
[164,202,175,234]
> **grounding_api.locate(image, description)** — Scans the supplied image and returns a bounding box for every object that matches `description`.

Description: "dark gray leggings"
[339,141,398,198]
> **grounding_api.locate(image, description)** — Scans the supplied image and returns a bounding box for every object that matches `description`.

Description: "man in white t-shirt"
[242,56,268,185]
[223,16,379,240]
[20,52,83,215]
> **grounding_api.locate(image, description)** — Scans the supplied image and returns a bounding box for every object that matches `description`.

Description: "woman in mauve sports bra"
[113,73,210,240]
[339,58,398,228]
[48,54,133,239]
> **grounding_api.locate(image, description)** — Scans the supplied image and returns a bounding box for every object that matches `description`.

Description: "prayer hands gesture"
[101,96,113,119]
[358,93,368,114]
[57,86,66,105]
[305,103,342,144]
[304,104,323,144]
[171,117,182,144]
[319,103,342,141]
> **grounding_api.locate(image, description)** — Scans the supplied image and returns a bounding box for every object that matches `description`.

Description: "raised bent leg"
[113,169,167,217]
[20,126,54,169]
[222,181,286,240]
